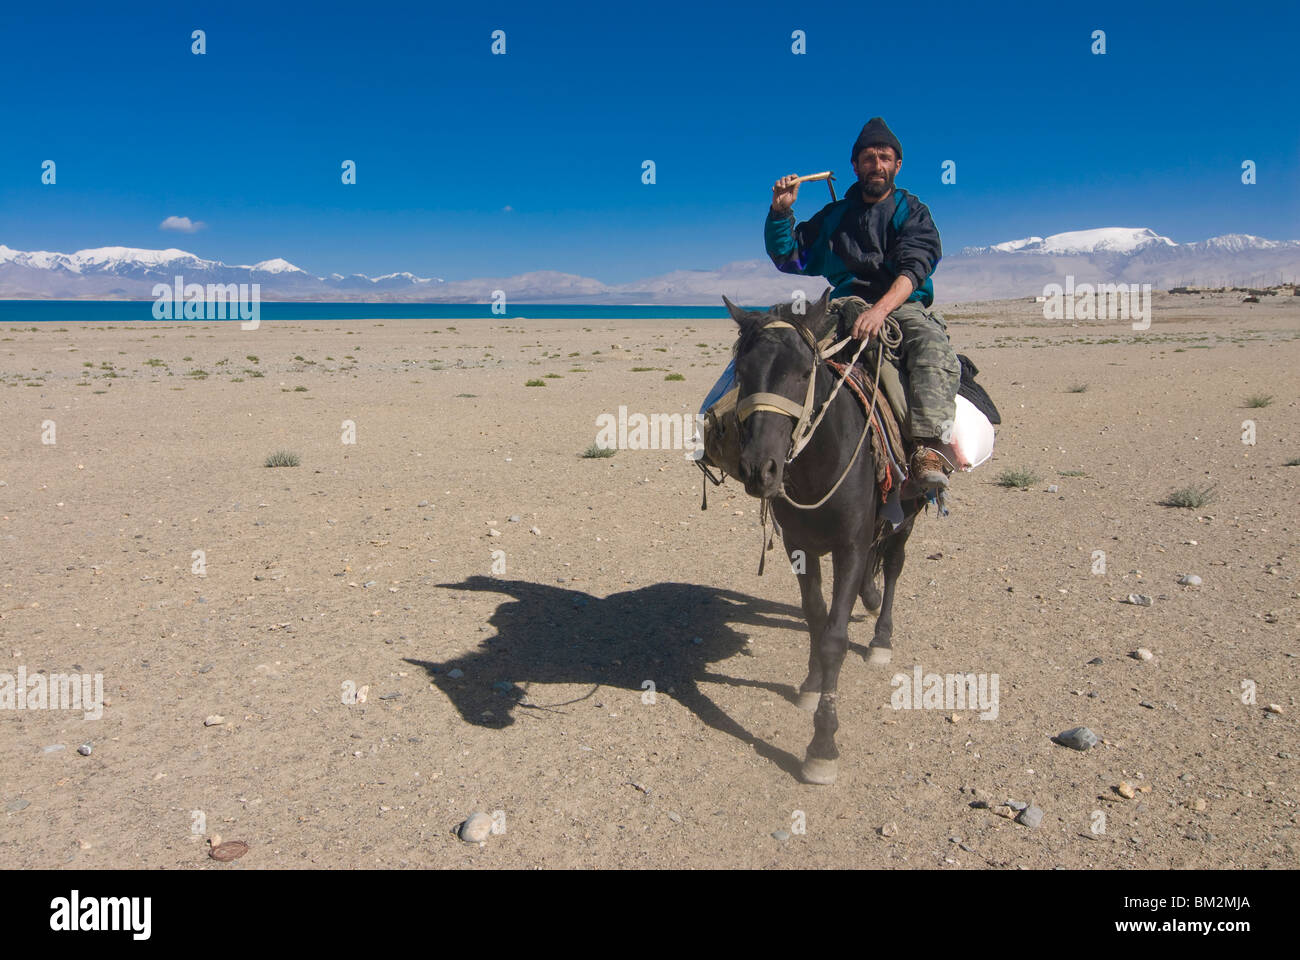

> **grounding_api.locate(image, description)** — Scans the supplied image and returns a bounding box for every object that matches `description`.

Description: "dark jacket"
[764,182,942,307]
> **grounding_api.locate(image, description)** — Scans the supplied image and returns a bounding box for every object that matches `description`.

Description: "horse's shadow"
[407,576,821,779]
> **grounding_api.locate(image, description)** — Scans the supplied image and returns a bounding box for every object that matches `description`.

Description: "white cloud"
[160,215,205,233]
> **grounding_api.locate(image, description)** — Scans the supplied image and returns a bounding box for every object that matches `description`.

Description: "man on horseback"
[765,117,960,492]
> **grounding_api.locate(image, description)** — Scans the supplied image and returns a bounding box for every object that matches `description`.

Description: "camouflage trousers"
[829,297,960,441]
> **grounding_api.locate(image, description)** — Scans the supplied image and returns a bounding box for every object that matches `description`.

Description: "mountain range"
[2,227,1297,305]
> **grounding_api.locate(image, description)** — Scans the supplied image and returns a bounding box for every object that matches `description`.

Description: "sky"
[1,0,1296,284]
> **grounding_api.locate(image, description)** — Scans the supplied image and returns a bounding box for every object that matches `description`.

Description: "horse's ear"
[722,296,748,325]
[800,286,832,330]
[806,288,833,327]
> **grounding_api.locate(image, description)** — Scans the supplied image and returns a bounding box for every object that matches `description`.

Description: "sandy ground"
[1,291,1297,869]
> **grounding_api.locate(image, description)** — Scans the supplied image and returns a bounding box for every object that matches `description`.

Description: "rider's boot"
[909,439,954,491]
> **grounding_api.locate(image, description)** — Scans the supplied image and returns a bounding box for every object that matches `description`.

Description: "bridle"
[736,313,900,511]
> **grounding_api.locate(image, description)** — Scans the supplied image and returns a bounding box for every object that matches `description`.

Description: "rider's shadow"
[406,576,811,779]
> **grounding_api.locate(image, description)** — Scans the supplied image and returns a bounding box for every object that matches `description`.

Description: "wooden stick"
[793,171,834,185]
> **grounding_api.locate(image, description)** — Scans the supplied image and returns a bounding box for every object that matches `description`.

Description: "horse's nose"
[741,455,780,496]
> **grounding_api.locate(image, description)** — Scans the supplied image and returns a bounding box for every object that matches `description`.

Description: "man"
[765,117,960,491]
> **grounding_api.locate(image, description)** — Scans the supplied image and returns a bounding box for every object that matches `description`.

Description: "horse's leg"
[866,515,916,665]
[802,544,869,785]
[792,545,828,711]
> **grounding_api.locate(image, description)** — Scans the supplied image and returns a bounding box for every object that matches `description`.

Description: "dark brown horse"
[726,290,922,784]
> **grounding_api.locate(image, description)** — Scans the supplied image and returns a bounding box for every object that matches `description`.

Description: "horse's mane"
[733,298,836,359]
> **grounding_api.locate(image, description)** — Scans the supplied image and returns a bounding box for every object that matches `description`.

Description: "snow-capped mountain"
[964,227,1177,256]
[944,228,1300,301]
[1,229,1297,304]
[247,258,307,274]
[0,246,445,300]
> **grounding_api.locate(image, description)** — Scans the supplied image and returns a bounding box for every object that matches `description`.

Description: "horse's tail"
[865,542,884,584]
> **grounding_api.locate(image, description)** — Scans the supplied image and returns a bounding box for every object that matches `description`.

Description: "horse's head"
[725,289,833,499]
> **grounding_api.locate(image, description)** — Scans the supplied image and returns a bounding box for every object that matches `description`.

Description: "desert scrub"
[1161,484,1215,508]
[1244,394,1273,408]
[525,379,546,387]
[664,373,685,381]
[995,467,1040,489]
[264,451,300,468]
[582,443,616,459]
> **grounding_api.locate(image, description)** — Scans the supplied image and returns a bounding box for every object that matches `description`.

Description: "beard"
[860,168,895,200]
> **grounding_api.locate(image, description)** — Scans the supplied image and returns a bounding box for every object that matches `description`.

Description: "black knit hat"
[850,117,902,162]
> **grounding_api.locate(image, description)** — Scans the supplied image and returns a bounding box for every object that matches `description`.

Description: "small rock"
[1047,484,1058,493]
[378,692,400,701]
[1124,594,1153,606]
[204,715,225,726]
[77,744,92,756]
[530,526,541,535]
[1087,657,1104,665]
[1057,726,1099,750]
[879,822,898,837]
[1177,574,1202,586]
[459,812,494,843]
[1008,800,1028,811]
[5,798,30,812]
[447,668,464,679]
[1133,648,1155,661]
[198,663,213,674]
[1017,806,1044,828]
[1117,782,1137,799]
[1265,703,1284,715]
[667,811,682,823]
[488,528,502,537]
[362,580,377,588]
[41,744,65,754]
[1139,700,1155,709]
[992,805,1016,819]
[1192,798,1207,811]
[418,500,429,507]
[969,799,989,808]
[771,830,791,841]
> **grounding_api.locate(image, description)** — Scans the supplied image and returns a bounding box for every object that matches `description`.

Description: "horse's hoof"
[866,645,892,666]
[796,691,820,711]
[800,757,838,785]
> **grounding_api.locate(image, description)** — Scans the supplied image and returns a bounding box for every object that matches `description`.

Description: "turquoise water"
[0,301,748,324]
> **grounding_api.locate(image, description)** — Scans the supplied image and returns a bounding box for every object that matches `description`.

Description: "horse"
[725,289,923,785]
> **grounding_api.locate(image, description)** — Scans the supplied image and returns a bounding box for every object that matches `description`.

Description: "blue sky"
[1,0,1296,283]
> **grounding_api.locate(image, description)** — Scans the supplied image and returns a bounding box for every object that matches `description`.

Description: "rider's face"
[852,146,900,200]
